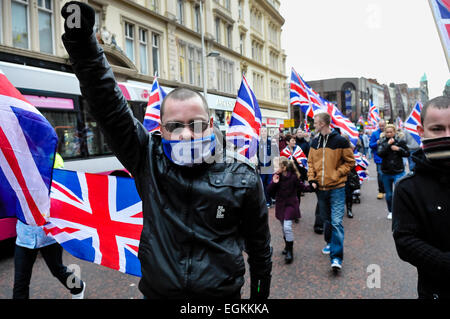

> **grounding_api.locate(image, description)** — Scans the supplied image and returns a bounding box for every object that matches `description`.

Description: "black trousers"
[13,243,84,299]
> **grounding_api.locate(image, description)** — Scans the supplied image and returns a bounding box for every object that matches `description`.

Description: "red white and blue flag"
[368,102,380,127]
[280,145,308,169]
[143,77,167,133]
[226,75,262,161]
[429,0,450,65]
[44,169,143,277]
[396,116,404,130]
[290,68,324,119]
[0,70,57,226]
[324,100,359,147]
[404,102,423,146]
[353,150,369,183]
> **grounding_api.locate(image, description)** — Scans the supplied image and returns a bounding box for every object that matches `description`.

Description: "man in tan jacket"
[308,112,355,271]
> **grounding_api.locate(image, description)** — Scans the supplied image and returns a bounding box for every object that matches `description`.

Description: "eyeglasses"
[161,120,210,133]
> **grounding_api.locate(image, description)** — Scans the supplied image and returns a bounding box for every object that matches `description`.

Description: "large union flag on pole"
[44,169,143,277]
[226,75,262,161]
[143,77,167,133]
[429,0,450,69]
[0,70,57,226]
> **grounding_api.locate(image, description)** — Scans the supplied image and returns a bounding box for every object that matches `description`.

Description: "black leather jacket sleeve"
[242,175,272,299]
[62,32,149,175]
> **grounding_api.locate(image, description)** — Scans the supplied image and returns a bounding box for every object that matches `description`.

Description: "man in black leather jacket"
[60,2,272,299]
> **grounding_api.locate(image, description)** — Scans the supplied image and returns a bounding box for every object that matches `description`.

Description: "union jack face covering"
[161,134,216,166]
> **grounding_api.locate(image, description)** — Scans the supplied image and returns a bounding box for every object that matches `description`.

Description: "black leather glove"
[250,275,271,300]
[61,1,95,40]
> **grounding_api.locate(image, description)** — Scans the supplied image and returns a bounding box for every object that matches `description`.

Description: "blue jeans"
[376,163,385,193]
[317,187,346,262]
[381,171,405,212]
[260,174,273,205]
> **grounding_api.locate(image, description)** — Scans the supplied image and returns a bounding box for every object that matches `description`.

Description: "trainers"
[377,193,384,199]
[72,282,86,299]
[331,258,342,270]
[387,212,392,220]
[322,244,331,255]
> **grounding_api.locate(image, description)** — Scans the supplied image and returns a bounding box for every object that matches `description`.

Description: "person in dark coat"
[392,95,450,299]
[377,124,409,220]
[267,157,314,264]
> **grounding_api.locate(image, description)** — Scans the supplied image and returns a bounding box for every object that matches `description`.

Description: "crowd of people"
[9,2,449,300]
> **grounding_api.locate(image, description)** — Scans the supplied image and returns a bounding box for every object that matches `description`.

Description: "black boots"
[346,202,353,218]
[282,237,287,255]
[285,241,293,264]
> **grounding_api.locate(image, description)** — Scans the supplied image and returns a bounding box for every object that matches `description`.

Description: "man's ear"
[209,116,214,128]
[417,124,425,138]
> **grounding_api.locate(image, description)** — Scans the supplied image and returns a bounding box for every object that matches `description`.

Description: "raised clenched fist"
[61,1,95,39]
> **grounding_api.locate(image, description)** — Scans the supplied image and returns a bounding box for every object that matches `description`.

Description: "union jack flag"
[280,145,308,169]
[304,119,310,133]
[353,150,369,183]
[290,68,324,119]
[226,75,262,161]
[358,116,365,125]
[0,70,57,226]
[368,102,380,127]
[143,77,167,133]
[404,102,423,145]
[324,100,359,147]
[396,116,404,130]
[429,0,450,66]
[44,169,143,277]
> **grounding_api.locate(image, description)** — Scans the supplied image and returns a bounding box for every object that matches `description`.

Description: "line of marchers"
[179,303,269,316]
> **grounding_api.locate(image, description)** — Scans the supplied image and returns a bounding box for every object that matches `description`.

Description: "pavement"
[0,160,418,299]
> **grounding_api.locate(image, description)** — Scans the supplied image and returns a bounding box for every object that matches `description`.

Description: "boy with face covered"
[59,1,272,299]
[392,96,450,299]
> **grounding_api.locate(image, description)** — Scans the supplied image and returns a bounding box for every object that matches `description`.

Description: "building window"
[38,0,54,54]
[253,72,264,97]
[195,49,202,86]
[177,0,184,24]
[139,28,148,75]
[178,43,186,82]
[216,58,234,94]
[270,79,280,101]
[94,10,101,33]
[12,0,30,49]
[238,0,243,20]
[152,33,160,76]
[188,47,194,85]
[226,25,232,49]
[194,4,201,33]
[239,33,244,55]
[250,8,262,33]
[224,0,230,10]
[215,17,221,43]
[125,22,135,63]
[269,23,278,45]
[269,51,279,72]
[252,41,263,63]
[149,0,159,13]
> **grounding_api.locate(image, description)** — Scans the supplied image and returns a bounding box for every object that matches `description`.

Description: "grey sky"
[279,0,449,98]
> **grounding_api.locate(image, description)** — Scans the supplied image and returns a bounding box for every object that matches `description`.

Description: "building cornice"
[253,0,285,25]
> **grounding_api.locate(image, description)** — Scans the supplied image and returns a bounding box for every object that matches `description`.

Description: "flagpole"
[428,0,450,70]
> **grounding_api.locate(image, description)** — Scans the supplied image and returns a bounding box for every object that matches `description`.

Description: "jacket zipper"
[184,178,194,290]
[321,134,329,187]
